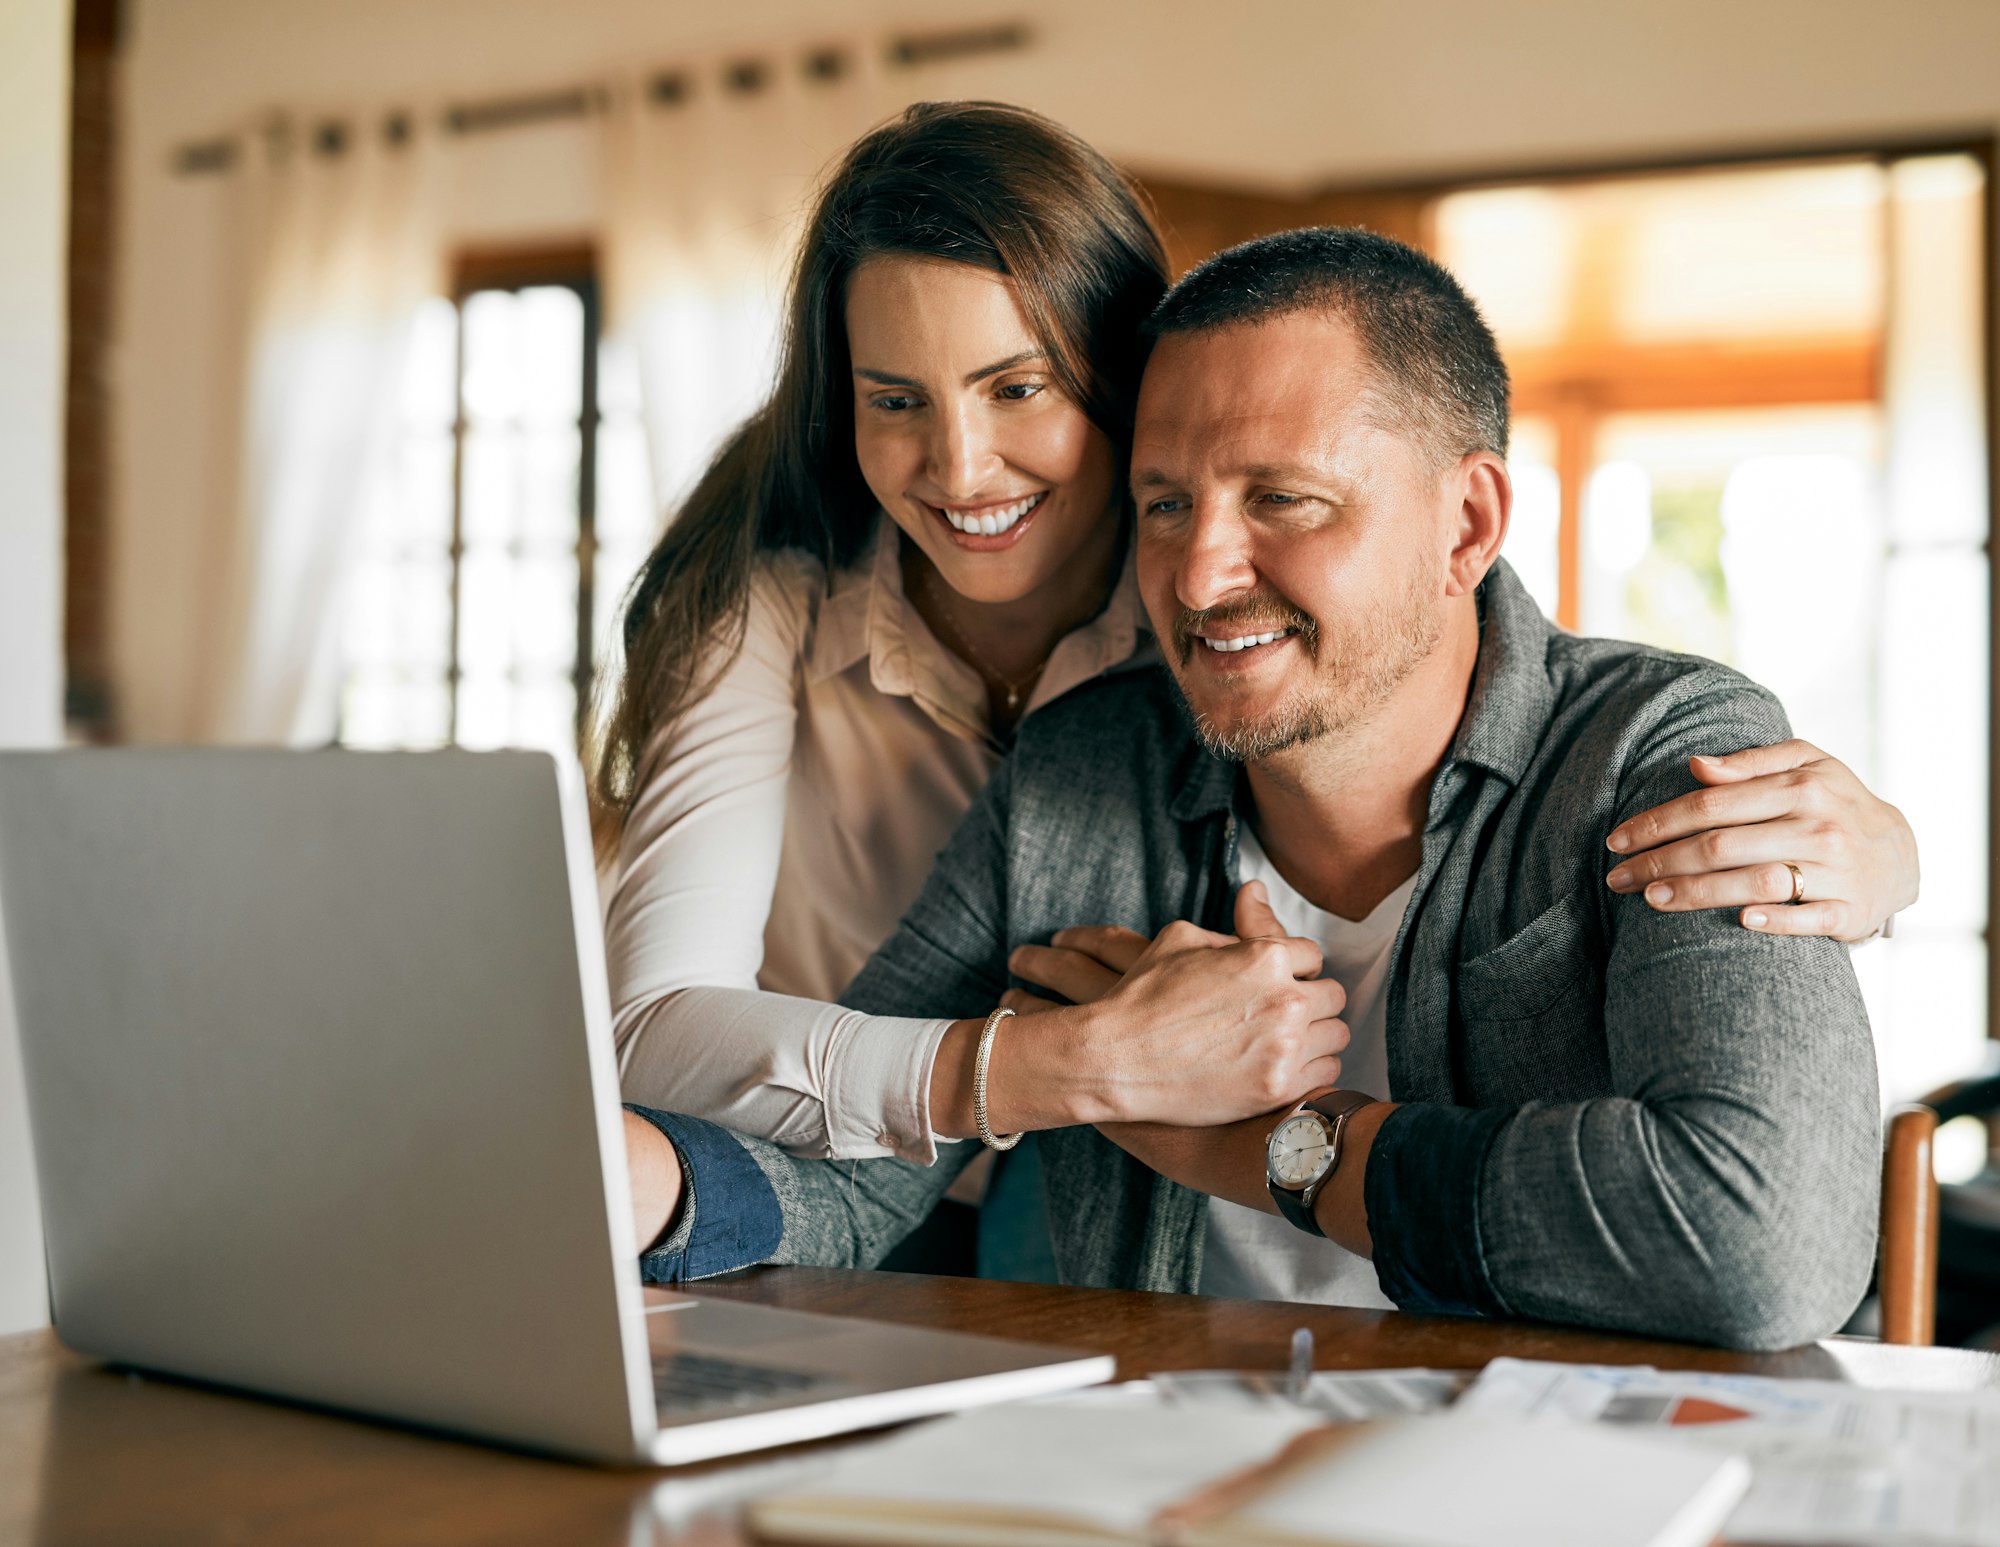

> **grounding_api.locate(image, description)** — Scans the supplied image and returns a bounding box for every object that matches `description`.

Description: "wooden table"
[5,1267,1996,1545]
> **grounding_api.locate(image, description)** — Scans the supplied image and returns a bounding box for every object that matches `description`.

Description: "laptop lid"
[0,749,656,1462]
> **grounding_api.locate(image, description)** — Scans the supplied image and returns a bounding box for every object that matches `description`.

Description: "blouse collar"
[807,512,1149,745]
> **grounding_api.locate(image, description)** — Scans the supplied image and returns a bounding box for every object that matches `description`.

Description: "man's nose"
[1175,502,1259,611]
[927,402,1003,500]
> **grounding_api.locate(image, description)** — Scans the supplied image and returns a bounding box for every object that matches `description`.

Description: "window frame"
[445,241,604,748]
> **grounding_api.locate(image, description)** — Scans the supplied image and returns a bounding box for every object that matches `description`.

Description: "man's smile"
[1175,601,1318,668]
[1197,625,1301,655]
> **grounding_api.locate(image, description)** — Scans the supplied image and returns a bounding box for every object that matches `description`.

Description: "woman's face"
[846,256,1120,606]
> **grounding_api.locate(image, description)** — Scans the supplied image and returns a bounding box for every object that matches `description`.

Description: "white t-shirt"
[1197,827,1416,1308]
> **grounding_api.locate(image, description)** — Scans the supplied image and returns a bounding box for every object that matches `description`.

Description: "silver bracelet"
[972,1006,1022,1152]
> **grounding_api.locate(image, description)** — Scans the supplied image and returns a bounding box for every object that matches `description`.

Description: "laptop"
[0,748,1112,1465]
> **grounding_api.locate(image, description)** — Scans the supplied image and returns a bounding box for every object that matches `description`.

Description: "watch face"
[1267,1112,1334,1190]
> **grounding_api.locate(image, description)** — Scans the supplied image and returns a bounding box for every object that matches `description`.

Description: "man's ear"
[1445,452,1510,598]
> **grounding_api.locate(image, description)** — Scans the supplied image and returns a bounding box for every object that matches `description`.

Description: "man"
[621,228,1880,1350]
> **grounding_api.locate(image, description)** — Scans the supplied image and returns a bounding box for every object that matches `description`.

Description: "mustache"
[1172,598,1319,664]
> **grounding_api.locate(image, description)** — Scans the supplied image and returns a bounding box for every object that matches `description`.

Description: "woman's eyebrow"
[963,349,1044,385]
[852,350,1045,391]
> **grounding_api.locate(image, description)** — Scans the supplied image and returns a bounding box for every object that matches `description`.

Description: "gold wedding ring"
[1784,862,1806,906]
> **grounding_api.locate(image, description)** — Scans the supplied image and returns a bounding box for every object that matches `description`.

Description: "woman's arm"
[1603,739,1918,942]
[606,558,954,1162]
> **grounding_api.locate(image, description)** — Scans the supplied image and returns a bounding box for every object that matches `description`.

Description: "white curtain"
[600,52,887,519]
[197,116,443,743]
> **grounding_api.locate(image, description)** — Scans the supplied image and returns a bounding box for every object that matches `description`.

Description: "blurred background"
[4,0,1998,1333]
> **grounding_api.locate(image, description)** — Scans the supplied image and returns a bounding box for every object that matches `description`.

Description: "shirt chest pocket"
[1452,888,1608,1101]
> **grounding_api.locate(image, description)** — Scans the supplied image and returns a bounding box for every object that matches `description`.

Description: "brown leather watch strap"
[1306,1090,1376,1128]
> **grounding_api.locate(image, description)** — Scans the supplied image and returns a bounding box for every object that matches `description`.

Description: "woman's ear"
[1444,452,1510,598]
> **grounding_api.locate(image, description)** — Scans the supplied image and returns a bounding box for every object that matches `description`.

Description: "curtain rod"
[169,21,1031,176]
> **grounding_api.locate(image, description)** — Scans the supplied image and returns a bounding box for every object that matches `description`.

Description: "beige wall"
[0,0,69,1335]
[120,0,2000,189]
[113,0,2000,735]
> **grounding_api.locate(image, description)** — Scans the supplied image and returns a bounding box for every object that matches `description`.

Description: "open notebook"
[748,1403,1750,1547]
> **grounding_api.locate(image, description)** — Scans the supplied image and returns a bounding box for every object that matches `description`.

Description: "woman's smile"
[926,490,1048,548]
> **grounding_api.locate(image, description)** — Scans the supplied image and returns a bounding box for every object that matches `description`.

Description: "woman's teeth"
[1202,628,1297,653]
[941,493,1044,536]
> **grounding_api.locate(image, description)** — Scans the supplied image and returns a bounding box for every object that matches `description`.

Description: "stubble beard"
[1180,563,1445,765]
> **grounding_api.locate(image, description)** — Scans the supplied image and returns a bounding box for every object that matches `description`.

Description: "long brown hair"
[590,101,1170,854]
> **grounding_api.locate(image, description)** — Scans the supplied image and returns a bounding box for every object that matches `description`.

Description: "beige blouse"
[605,514,1149,1161]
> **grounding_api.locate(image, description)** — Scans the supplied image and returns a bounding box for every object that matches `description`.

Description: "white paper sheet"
[1457,1357,2000,1546]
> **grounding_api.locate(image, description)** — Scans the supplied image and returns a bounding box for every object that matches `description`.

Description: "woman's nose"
[927,403,1003,500]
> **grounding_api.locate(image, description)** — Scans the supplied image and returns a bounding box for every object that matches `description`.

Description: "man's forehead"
[1132,313,1376,481]
[1137,314,1371,420]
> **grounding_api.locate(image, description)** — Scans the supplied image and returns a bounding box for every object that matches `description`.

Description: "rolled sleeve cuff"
[822,1012,955,1164]
[625,1105,783,1284]
[1364,1101,1512,1318]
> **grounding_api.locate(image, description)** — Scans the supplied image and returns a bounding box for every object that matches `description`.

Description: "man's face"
[1131,311,1459,762]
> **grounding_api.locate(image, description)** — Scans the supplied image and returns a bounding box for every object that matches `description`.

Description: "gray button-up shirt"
[638,559,1880,1350]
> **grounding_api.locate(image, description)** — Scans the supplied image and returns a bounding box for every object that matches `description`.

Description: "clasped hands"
[1002,881,1367,1242]
[1002,879,1341,1129]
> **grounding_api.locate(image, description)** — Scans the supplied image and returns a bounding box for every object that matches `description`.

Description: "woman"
[595,102,1918,1266]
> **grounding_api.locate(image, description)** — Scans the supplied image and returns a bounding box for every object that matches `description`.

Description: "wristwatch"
[1266,1091,1375,1237]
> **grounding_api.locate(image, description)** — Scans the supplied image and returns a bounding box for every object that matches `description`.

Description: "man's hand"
[1003,882,1350,1127]
[623,1110,685,1255]
[1005,880,1290,1008]
[1604,740,1919,942]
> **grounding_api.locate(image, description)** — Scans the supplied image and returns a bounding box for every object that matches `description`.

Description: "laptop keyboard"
[652,1351,849,1415]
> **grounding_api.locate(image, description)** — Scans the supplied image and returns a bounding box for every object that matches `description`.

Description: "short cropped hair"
[1146,226,1510,465]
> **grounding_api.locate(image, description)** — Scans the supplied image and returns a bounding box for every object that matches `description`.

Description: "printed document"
[1457,1357,2000,1545]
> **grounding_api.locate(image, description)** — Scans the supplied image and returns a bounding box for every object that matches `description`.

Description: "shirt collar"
[1165,557,1555,822]
[807,512,1151,743]
[1030,531,1146,712]
[1445,558,1557,787]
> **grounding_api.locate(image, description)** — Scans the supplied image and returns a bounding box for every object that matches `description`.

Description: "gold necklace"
[912,568,1052,714]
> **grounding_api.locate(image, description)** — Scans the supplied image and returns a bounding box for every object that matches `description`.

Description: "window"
[337,252,656,757]
[1431,153,1992,1128]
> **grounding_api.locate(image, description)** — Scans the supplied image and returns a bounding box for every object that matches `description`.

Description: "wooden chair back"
[1880,1104,1940,1346]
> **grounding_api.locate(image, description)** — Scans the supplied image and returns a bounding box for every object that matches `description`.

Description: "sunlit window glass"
[335,268,661,763]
